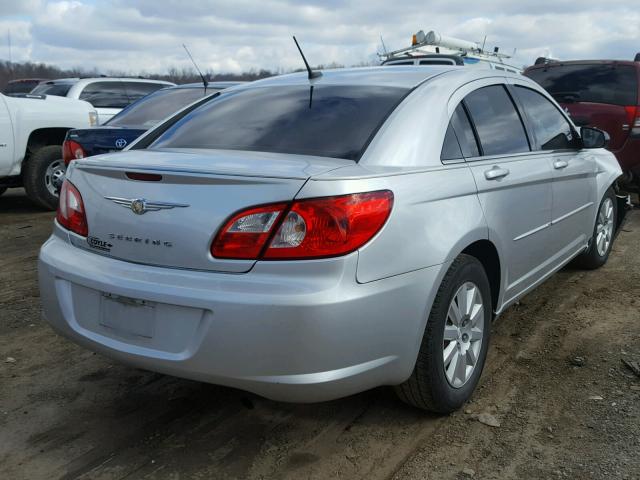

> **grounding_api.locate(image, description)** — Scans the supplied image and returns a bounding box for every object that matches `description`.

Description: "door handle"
[484,166,510,180]
[553,159,568,169]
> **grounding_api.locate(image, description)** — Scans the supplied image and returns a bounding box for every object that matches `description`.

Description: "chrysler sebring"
[39,67,621,412]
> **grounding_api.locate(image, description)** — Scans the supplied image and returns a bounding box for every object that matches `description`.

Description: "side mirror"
[580,126,610,149]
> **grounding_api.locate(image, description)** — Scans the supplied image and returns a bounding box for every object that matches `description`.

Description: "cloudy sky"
[1,0,639,74]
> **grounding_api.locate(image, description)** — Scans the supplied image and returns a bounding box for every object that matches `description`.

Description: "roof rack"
[380,30,519,70]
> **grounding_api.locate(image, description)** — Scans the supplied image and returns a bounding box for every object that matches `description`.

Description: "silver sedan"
[39,66,621,412]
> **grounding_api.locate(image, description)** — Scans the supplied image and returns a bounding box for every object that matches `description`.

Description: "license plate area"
[99,293,155,338]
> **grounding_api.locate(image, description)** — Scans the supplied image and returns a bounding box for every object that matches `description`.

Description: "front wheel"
[23,145,65,210]
[395,254,492,413]
[573,188,617,270]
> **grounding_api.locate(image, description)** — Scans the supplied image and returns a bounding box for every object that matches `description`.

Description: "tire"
[395,254,492,413]
[573,187,617,270]
[23,145,65,211]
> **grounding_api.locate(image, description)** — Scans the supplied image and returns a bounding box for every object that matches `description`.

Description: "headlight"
[89,111,98,126]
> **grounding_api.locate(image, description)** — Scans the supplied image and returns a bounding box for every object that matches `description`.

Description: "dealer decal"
[87,236,113,252]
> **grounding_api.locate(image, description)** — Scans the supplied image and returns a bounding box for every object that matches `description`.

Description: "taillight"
[211,191,394,260]
[62,139,86,166]
[624,106,640,136]
[56,180,88,237]
[211,203,288,259]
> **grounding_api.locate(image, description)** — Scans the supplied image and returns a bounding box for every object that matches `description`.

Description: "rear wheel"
[574,188,616,270]
[23,145,65,210]
[395,254,491,413]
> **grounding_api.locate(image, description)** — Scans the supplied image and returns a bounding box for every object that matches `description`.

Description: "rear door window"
[450,104,480,157]
[464,85,530,156]
[150,85,409,161]
[525,64,638,106]
[440,124,463,160]
[31,83,73,97]
[514,86,575,150]
[79,82,129,108]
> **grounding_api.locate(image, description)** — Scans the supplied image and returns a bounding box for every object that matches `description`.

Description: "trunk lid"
[68,126,147,157]
[68,149,350,273]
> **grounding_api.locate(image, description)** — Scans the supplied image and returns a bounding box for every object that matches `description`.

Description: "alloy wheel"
[443,281,484,388]
[595,197,614,257]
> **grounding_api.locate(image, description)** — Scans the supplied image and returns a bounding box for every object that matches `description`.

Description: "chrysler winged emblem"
[105,196,189,215]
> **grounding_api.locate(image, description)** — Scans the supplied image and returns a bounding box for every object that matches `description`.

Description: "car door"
[451,83,556,305]
[79,81,129,124]
[510,82,597,260]
[0,95,15,176]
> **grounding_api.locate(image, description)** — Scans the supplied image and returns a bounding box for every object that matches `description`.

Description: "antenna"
[481,35,487,53]
[380,34,388,56]
[292,36,322,80]
[7,29,12,79]
[182,44,208,93]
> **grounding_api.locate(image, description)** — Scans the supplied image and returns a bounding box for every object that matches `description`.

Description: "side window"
[420,59,456,66]
[441,123,463,160]
[464,85,530,156]
[450,104,480,157]
[79,82,129,108]
[123,82,167,104]
[514,86,575,150]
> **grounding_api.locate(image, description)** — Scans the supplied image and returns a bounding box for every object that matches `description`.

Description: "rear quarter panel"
[298,164,488,284]
[593,149,623,210]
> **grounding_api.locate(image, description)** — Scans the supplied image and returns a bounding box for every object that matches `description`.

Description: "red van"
[524,59,640,189]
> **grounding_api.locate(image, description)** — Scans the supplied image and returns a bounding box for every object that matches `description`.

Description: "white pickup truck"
[0,93,97,210]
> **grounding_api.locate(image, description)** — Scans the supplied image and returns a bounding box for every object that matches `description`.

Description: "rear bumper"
[38,231,445,402]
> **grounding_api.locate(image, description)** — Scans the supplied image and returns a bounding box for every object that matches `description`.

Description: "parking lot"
[0,188,637,479]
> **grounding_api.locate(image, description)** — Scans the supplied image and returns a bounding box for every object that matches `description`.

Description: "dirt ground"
[1,188,639,480]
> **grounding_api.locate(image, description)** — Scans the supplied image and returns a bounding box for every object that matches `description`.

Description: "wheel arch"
[460,239,501,314]
[23,128,69,166]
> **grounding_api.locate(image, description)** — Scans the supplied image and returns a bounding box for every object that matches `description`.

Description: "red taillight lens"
[265,191,394,259]
[211,203,288,259]
[211,191,394,260]
[62,139,86,166]
[56,180,88,236]
[626,106,640,135]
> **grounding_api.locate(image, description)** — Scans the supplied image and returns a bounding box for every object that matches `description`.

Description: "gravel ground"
[1,188,639,480]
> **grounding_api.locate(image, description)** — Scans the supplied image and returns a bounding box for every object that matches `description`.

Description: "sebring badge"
[105,196,189,215]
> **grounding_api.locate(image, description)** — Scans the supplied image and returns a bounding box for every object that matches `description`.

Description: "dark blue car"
[62,82,243,165]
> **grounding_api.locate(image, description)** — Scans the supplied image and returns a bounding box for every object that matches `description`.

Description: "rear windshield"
[150,85,409,160]
[4,81,41,95]
[31,83,73,97]
[106,87,208,129]
[525,64,638,106]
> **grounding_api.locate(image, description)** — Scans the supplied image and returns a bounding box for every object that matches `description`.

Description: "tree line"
[0,59,279,90]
